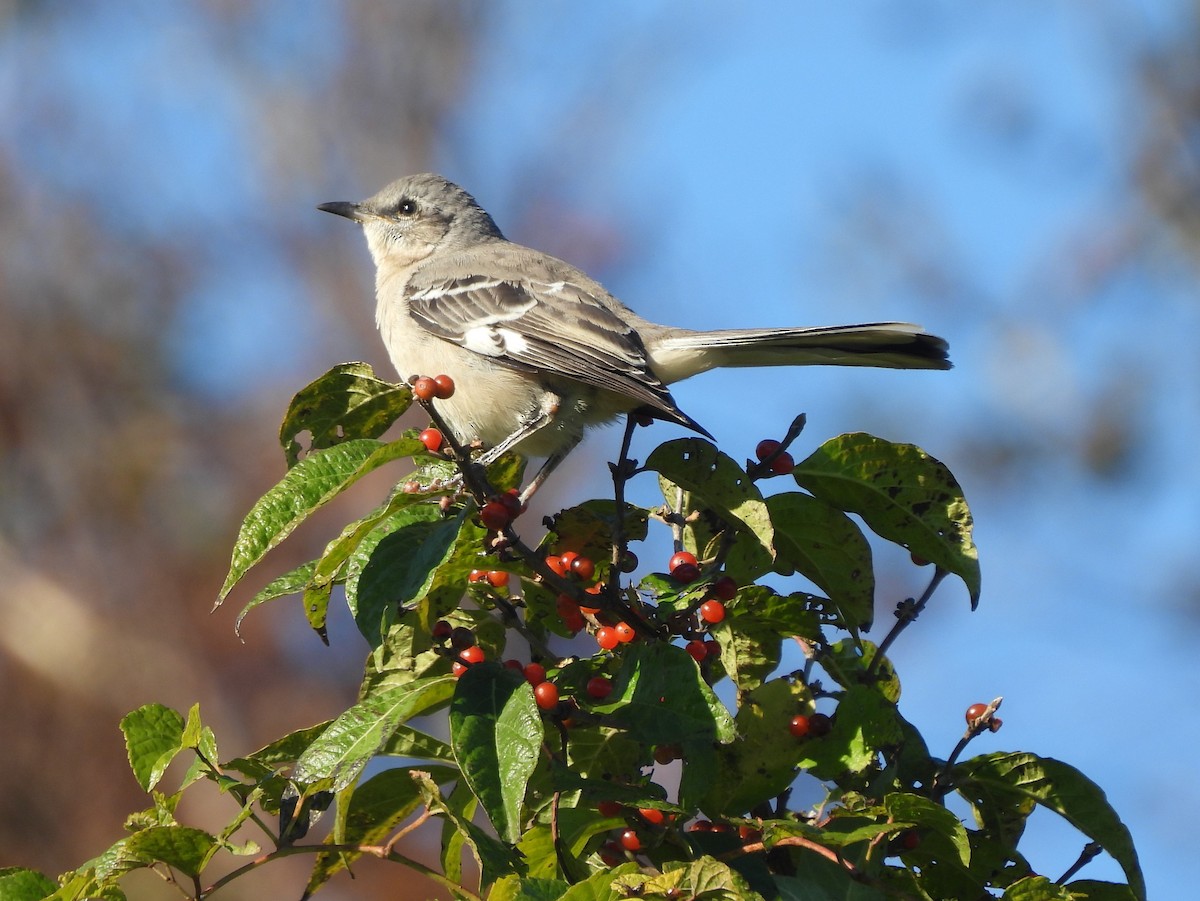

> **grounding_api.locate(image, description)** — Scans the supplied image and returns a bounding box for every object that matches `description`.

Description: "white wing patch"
[462,325,530,357]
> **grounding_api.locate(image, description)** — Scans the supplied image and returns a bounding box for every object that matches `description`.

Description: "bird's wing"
[406,264,699,428]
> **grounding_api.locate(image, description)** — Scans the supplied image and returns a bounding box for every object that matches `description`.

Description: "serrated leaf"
[123,826,218,878]
[292,677,456,793]
[217,437,425,603]
[0,868,58,901]
[557,863,642,901]
[792,433,980,607]
[279,362,412,467]
[450,664,542,844]
[645,438,774,558]
[763,492,875,632]
[412,770,523,888]
[953,753,1144,900]
[121,705,186,792]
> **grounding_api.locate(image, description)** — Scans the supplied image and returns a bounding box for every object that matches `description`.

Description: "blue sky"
[4,2,1196,896]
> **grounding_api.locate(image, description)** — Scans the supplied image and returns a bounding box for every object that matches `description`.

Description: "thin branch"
[866,566,948,679]
[930,697,1004,800]
[1056,841,1103,884]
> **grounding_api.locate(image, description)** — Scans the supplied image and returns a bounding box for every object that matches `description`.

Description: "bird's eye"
[397,199,418,216]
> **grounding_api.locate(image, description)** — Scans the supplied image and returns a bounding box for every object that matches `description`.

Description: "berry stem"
[747,413,807,481]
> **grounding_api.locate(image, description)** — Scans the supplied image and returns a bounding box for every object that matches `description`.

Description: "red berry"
[546,555,569,577]
[486,570,510,588]
[685,639,708,662]
[432,374,455,399]
[668,551,698,573]
[619,830,641,852]
[619,551,639,573]
[479,500,512,530]
[614,622,636,643]
[561,611,585,634]
[901,829,921,851]
[769,451,795,475]
[597,800,623,818]
[452,661,468,677]
[699,600,726,624]
[673,563,700,584]
[789,715,811,738]
[503,659,524,672]
[808,712,832,736]
[653,744,681,765]
[468,569,486,583]
[739,825,762,843]
[711,576,738,601]
[703,639,721,659]
[911,551,932,567]
[558,550,580,570]
[419,428,443,452]
[412,377,437,402]
[432,619,453,641]
[754,439,782,461]
[570,555,596,581]
[499,488,524,518]
[457,646,485,665]
[598,841,623,866]
[449,626,476,650]
[638,808,665,826]
[688,820,714,833]
[523,662,547,686]
[533,681,560,710]
[965,703,988,724]
[595,626,619,651]
[586,676,613,699]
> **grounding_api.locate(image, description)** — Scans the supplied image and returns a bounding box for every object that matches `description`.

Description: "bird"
[319,173,950,499]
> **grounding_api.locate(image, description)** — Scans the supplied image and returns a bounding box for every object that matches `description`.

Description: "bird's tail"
[648,322,950,383]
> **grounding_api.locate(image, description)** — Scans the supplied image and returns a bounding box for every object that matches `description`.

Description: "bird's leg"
[517,435,582,504]
[476,394,562,465]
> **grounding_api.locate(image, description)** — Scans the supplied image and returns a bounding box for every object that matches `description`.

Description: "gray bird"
[320,174,949,499]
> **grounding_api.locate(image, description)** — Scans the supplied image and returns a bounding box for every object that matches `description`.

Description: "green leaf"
[556,863,642,901]
[121,704,186,792]
[490,876,570,901]
[450,663,542,844]
[234,559,316,637]
[714,586,820,692]
[645,438,774,558]
[222,721,332,777]
[792,433,980,608]
[292,676,456,793]
[612,858,765,901]
[953,753,1144,900]
[763,492,875,632]
[884,791,970,866]
[796,684,903,779]
[596,643,737,748]
[1001,875,1075,900]
[123,826,218,878]
[378,724,457,764]
[0,868,58,901]
[217,437,425,603]
[306,764,457,894]
[440,778,478,886]
[412,770,524,888]
[700,678,813,817]
[279,362,412,467]
[349,505,468,645]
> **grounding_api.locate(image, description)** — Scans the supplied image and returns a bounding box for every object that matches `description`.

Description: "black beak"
[317,201,364,221]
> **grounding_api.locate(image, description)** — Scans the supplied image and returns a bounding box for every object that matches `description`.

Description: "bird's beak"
[317,201,365,221]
